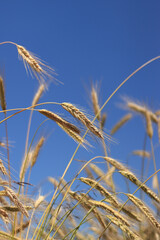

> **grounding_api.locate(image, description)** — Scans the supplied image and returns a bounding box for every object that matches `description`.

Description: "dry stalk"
[39,109,80,135]
[0,76,10,185]
[127,194,160,232]
[111,113,132,135]
[61,102,103,138]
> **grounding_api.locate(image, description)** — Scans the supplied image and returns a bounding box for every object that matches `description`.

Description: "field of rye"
[0,41,159,240]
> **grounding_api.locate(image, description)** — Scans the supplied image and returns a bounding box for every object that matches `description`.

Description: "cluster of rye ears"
[0,41,159,239]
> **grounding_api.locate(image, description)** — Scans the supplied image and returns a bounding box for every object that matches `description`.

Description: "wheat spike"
[61,102,103,138]
[89,163,114,188]
[107,215,142,240]
[30,137,45,168]
[91,84,101,120]
[32,84,45,107]
[17,45,56,86]
[1,206,32,212]
[0,76,6,111]
[152,175,159,191]
[80,177,119,207]
[88,199,130,227]
[39,109,80,135]
[0,209,9,223]
[119,170,160,203]
[127,101,158,123]
[69,191,107,229]
[104,157,160,203]
[35,195,45,209]
[111,113,132,135]
[145,110,153,138]
[4,187,29,217]
[100,113,107,130]
[132,150,151,158]
[0,159,8,175]
[127,194,160,232]
[14,220,30,234]
[57,122,88,147]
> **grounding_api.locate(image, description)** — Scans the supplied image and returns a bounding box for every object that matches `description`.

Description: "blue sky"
[0,1,160,195]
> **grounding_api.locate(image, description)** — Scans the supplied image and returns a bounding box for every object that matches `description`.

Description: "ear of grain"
[0,159,8,175]
[35,195,45,209]
[88,199,130,227]
[14,220,30,234]
[104,157,160,203]
[69,191,107,229]
[0,209,9,223]
[127,101,158,123]
[80,177,119,207]
[1,206,32,212]
[100,113,107,130]
[127,194,160,232]
[20,151,32,180]
[111,113,132,135]
[0,76,6,111]
[119,170,160,203]
[91,85,101,120]
[132,150,151,158]
[152,175,159,191]
[107,215,142,240]
[39,109,80,135]
[30,136,45,168]
[4,187,29,218]
[57,122,89,148]
[32,84,45,107]
[17,44,56,87]
[61,102,103,139]
[89,163,114,188]
[145,110,153,138]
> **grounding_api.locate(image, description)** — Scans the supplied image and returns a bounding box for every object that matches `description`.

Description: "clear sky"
[0,1,160,195]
